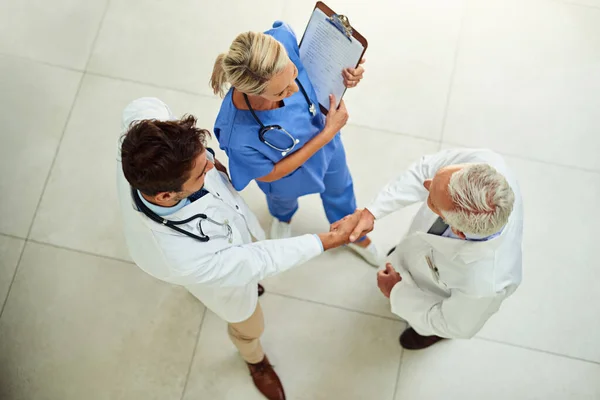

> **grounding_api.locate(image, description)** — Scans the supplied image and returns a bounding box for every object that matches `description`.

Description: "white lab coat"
[368,148,523,339]
[116,98,323,323]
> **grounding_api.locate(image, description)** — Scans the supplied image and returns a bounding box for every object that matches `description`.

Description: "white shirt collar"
[137,190,190,217]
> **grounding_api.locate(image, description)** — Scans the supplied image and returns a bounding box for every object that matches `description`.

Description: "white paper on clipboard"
[299,8,365,111]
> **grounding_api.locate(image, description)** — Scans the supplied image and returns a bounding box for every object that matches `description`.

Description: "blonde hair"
[210,31,289,97]
[441,164,515,236]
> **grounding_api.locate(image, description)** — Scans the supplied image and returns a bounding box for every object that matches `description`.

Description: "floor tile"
[184,294,403,400]
[87,0,283,95]
[443,0,600,170]
[0,235,24,310]
[29,74,222,261]
[0,56,82,237]
[0,0,107,69]
[395,339,600,400]
[0,242,204,400]
[261,126,438,317]
[283,0,465,140]
[474,155,600,362]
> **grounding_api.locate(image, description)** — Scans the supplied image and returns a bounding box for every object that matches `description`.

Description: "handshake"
[317,208,376,251]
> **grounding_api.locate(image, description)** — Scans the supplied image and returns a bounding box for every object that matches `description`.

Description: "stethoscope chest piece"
[281,138,301,156]
[245,78,316,157]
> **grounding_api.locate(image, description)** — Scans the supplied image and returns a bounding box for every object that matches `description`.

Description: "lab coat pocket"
[426,250,447,289]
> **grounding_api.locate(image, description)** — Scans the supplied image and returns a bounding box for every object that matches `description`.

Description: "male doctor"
[116,98,358,400]
[336,148,523,350]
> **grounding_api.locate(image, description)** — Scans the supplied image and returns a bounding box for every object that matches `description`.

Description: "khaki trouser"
[227,303,265,364]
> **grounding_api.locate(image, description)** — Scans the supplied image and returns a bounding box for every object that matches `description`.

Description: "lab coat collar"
[416,221,508,264]
[130,191,214,235]
[130,174,224,235]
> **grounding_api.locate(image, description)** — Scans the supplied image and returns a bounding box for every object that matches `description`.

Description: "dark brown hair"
[120,115,209,195]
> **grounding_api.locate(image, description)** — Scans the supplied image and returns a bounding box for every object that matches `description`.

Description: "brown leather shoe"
[400,327,445,350]
[247,356,286,400]
[258,283,265,297]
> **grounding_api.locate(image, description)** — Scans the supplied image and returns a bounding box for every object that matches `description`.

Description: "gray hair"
[441,164,515,236]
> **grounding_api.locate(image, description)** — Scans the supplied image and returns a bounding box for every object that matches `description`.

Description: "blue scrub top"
[214,21,342,199]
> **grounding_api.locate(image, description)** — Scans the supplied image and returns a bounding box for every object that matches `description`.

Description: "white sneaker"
[347,242,381,267]
[270,219,292,239]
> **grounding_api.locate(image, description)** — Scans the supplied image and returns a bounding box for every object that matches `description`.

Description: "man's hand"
[331,208,375,242]
[343,58,366,88]
[377,263,402,298]
[318,212,361,250]
[214,158,229,178]
[330,209,360,232]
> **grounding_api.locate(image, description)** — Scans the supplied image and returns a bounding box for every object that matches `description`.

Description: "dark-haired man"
[117,97,357,400]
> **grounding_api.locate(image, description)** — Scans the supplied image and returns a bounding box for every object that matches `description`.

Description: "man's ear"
[154,191,177,205]
[451,227,467,240]
[423,179,432,191]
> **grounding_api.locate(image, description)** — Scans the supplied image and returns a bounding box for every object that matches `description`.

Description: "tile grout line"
[391,350,405,400]
[26,239,134,264]
[180,309,208,400]
[437,3,466,143]
[0,241,28,320]
[86,70,211,98]
[267,291,401,322]
[475,336,600,366]
[441,140,600,175]
[0,51,84,73]
[83,0,111,72]
[0,232,27,241]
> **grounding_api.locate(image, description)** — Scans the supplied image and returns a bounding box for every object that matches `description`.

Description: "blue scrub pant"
[266,146,366,242]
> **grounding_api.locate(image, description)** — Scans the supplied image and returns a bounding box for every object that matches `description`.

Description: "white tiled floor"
[0,0,599,399]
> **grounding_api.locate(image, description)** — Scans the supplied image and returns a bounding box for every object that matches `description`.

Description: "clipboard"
[298,1,368,114]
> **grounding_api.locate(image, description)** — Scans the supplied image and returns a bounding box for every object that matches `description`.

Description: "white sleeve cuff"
[312,234,324,252]
[365,205,385,221]
[389,279,406,316]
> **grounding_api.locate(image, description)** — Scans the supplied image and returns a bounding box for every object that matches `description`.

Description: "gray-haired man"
[334,148,523,350]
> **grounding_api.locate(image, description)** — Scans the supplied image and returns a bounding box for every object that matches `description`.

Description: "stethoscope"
[132,188,233,243]
[244,79,317,156]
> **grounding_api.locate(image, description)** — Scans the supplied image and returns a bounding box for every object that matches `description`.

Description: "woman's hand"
[324,94,349,135]
[343,58,366,88]
[257,95,348,183]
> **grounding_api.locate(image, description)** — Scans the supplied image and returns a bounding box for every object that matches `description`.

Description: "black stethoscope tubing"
[132,188,210,242]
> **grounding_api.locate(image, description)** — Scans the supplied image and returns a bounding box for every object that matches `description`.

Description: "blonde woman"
[211,21,379,266]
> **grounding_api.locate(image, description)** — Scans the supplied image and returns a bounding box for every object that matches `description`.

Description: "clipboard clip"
[327,14,353,42]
